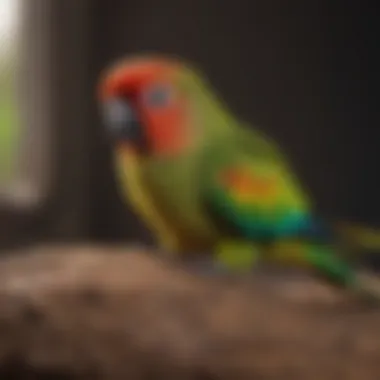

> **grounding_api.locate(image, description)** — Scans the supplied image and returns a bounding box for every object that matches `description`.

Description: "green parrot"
[98,54,380,300]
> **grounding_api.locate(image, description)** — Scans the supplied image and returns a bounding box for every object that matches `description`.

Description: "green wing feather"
[204,158,358,286]
[201,133,359,287]
[203,147,311,241]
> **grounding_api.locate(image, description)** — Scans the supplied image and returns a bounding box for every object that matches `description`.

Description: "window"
[1,0,46,208]
[1,1,101,249]
[0,0,20,187]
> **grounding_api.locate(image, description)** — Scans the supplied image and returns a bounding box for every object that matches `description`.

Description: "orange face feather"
[220,168,278,200]
[99,57,190,157]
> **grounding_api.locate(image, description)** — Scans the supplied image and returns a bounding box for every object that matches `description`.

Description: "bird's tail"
[334,221,380,252]
[269,241,380,303]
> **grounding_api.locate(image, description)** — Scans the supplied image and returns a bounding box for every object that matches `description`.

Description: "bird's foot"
[215,240,260,272]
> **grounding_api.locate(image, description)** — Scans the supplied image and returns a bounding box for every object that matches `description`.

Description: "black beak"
[102,97,144,145]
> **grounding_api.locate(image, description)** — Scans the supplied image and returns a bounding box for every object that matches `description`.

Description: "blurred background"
[0,0,379,252]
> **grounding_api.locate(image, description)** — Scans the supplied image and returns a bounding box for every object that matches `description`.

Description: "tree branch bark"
[0,245,379,379]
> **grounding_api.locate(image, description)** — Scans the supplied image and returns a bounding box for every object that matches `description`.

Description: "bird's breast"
[116,152,182,251]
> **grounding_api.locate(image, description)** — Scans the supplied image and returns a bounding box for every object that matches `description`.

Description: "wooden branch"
[0,245,379,379]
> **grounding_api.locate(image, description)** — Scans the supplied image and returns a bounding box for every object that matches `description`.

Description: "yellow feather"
[116,151,180,253]
[268,241,311,267]
[335,222,380,252]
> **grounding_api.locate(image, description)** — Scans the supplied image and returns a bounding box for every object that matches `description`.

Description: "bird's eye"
[143,85,172,108]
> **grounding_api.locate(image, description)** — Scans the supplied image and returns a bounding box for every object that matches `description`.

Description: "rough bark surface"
[0,244,379,379]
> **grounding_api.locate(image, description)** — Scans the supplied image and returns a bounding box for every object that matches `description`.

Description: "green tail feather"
[304,245,356,287]
[304,245,380,302]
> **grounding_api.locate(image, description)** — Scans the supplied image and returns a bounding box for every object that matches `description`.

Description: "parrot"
[97,54,380,300]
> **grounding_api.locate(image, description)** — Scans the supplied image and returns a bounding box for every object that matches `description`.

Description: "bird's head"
[98,54,233,160]
[99,55,197,160]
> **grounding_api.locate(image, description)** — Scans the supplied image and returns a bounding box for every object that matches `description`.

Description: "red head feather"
[99,56,190,156]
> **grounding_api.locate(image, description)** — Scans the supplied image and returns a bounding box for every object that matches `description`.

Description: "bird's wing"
[203,154,310,241]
